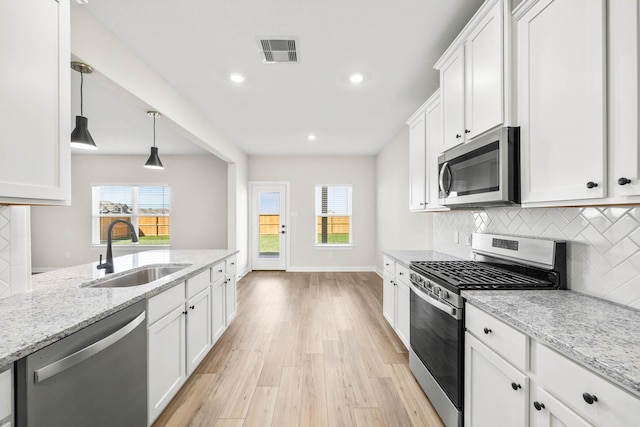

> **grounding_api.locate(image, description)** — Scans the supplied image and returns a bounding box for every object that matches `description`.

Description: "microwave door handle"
[439,162,452,196]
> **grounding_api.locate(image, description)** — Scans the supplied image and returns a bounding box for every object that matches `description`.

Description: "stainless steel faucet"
[97,219,139,274]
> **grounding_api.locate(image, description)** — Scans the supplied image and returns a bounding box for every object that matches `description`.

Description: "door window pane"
[258,192,280,258]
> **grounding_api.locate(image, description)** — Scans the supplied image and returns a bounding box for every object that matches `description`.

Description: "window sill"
[92,244,171,250]
[314,244,353,250]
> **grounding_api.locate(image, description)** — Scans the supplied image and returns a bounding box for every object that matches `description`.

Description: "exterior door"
[250,183,288,270]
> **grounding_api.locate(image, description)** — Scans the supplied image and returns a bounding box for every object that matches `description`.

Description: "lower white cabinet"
[225,274,237,325]
[148,305,186,423]
[465,302,640,427]
[382,255,410,349]
[186,287,212,375]
[465,333,529,427]
[211,276,226,344]
[0,366,12,427]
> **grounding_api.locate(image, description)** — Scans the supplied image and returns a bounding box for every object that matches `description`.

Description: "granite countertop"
[463,290,640,396]
[384,250,463,267]
[0,249,237,367]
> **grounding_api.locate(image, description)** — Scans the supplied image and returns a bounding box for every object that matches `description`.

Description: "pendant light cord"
[80,71,84,116]
[153,115,157,147]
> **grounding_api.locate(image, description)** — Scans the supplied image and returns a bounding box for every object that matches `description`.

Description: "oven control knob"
[410,273,416,282]
[425,281,432,289]
[441,290,449,300]
[434,287,440,296]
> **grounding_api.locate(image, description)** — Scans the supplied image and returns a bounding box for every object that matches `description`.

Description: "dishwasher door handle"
[34,311,146,383]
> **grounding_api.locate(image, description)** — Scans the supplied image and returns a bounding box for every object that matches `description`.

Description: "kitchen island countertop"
[0,249,237,367]
[383,250,462,267]
[463,289,640,396]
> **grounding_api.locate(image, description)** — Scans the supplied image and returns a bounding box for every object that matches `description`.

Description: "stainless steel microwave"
[438,126,520,207]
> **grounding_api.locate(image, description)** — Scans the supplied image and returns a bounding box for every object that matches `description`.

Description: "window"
[315,185,352,245]
[92,185,170,245]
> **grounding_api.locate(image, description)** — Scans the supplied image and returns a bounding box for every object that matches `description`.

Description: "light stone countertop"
[463,290,640,396]
[383,250,463,267]
[0,249,237,367]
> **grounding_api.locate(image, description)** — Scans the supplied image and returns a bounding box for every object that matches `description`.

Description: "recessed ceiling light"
[307,134,317,141]
[230,73,245,83]
[349,73,364,84]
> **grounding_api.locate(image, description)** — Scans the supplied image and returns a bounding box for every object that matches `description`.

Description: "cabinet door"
[409,112,427,211]
[465,0,503,139]
[0,367,11,426]
[211,278,226,344]
[225,275,237,325]
[465,333,528,427]
[441,45,466,150]
[395,281,410,349]
[0,0,70,204]
[425,92,448,209]
[517,0,606,203]
[148,306,186,423]
[382,271,395,327]
[530,386,592,427]
[186,287,212,375]
[608,0,640,198]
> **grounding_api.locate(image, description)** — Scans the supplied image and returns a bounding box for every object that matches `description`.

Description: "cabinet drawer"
[466,304,528,371]
[211,261,225,284]
[0,367,11,422]
[395,263,411,286]
[226,256,237,274]
[383,255,395,275]
[535,342,640,427]
[186,269,210,298]
[148,282,185,324]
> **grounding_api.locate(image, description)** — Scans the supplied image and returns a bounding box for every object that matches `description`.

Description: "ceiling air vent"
[256,37,299,64]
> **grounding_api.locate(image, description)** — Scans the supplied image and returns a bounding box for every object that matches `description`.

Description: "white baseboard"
[236,267,250,280]
[375,267,383,278]
[285,266,377,273]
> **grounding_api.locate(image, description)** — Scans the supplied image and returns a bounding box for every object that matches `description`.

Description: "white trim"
[286,266,376,272]
[375,268,383,278]
[314,244,353,250]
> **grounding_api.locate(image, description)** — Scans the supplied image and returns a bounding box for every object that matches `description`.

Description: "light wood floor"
[153,271,445,427]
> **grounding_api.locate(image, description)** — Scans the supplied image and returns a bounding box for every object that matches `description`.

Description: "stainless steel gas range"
[408,233,567,427]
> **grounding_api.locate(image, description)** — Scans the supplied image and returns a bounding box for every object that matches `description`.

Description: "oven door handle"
[411,284,461,320]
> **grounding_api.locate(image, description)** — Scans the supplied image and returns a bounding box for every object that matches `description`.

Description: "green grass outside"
[317,233,350,244]
[260,234,280,254]
[107,235,170,245]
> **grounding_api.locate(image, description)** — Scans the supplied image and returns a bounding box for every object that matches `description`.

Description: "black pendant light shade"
[145,146,164,169]
[70,115,97,149]
[70,62,97,150]
[145,111,164,170]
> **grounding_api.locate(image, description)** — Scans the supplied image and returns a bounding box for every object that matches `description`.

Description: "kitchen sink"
[85,264,191,288]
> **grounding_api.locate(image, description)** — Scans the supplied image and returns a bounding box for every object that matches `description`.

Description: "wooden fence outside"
[259,214,281,235]
[317,216,350,234]
[100,216,170,240]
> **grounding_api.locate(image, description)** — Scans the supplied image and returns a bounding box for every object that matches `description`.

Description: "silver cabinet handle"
[34,311,146,383]
[439,161,451,197]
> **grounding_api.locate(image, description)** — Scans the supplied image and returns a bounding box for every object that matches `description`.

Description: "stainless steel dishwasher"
[15,299,147,427]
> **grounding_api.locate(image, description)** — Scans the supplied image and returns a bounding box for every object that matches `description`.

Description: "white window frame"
[314,184,353,248]
[91,184,170,247]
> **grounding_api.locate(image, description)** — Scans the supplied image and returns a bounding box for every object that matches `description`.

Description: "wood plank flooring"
[153,271,444,427]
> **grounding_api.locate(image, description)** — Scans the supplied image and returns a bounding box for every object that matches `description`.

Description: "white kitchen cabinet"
[186,287,212,375]
[408,109,427,211]
[0,0,71,205]
[148,304,186,424]
[406,90,448,212]
[530,386,591,427]
[435,0,510,150]
[0,367,12,427]
[515,0,607,204]
[381,256,410,350]
[465,333,529,427]
[211,276,226,344]
[224,256,237,324]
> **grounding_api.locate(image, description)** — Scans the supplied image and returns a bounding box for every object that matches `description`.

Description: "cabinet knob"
[399,272,404,276]
[511,382,521,391]
[189,305,195,310]
[582,393,598,404]
[455,134,462,139]
[618,177,632,186]
[465,129,471,134]
[183,311,188,315]
[483,327,492,334]
[533,401,545,411]
[586,181,598,189]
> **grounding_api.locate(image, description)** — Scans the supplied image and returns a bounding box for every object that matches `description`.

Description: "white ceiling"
[79,0,484,157]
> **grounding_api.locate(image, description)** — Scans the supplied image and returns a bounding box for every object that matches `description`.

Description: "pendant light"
[144,111,164,169]
[70,61,97,150]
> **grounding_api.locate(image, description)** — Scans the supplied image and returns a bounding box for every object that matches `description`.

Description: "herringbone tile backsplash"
[433,207,640,310]
[0,206,11,299]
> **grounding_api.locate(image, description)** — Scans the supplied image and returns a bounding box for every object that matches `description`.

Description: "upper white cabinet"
[435,0,511,150]
[0,0,71,205]
[515,0,607,204]
[406,90,448,212]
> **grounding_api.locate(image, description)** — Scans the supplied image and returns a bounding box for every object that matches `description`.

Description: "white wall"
[31,155,227,270]
[375,128,433,272]
[248,156,376,271]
